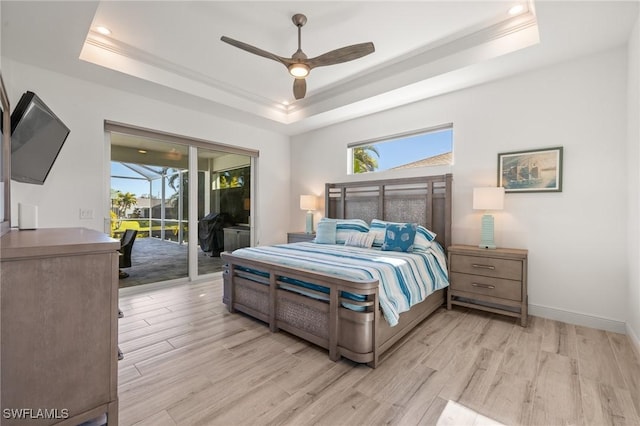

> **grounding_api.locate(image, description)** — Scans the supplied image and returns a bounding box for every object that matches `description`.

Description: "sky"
[111,162,175,198]
[374,128,453,171]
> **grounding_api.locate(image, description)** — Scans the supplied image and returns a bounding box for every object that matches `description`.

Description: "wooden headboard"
[325,174,452,250]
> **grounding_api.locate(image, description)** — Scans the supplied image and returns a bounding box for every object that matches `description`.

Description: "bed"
[221,174,452,367]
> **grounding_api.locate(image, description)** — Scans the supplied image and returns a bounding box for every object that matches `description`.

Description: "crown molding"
[290,11,538,113]
[83,31,288,116]
[80,10,538,130]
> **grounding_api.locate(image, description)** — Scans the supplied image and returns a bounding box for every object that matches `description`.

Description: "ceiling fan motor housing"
[292,14,307,27]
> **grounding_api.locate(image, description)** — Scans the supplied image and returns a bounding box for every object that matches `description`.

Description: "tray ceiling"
[2,1,638,135]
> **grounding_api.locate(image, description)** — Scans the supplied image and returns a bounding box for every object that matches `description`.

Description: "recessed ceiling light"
[508,4,525,16]
[95,26,112,36]
[138,149,147,154]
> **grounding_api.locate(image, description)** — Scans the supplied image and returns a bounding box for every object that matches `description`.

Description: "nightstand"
[287,232,316,243]
[447,244,528,326]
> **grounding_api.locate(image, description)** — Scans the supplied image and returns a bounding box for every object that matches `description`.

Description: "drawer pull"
[472,264,495,270]
[471,282,495,289]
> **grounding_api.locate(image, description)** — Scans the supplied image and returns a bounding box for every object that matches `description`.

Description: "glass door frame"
[105,121,258,285]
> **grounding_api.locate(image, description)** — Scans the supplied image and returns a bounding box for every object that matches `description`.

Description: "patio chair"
[118,229,137,278]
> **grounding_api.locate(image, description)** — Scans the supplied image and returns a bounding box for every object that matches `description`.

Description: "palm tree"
[166,168,182,193]
[114,191,137,218]
[167,169,186,213]
[353,145,380,173]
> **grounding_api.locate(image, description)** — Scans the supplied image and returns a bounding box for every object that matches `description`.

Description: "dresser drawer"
[450,254,522,281]
[450,272,522,301]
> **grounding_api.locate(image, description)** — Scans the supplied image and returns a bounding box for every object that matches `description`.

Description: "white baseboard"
[529,303,626,334]
[626,323,640,359]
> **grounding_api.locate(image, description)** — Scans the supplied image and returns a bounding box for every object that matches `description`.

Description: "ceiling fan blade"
[307,42,375,69]
[293,78,307,100]
[220,36,292,67]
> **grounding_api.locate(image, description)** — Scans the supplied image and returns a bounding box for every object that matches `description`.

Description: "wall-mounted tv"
[8,91,70,185]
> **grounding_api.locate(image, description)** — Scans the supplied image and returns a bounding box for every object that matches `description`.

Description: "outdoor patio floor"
[118,237,224,288]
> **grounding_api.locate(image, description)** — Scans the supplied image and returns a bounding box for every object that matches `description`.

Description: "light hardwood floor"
[117,278,640,426]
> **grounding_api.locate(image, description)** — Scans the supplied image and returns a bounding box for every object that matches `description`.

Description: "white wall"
[3,58,291,247]
[627,12,640,352]
[4,45,634,336]
[291,47,629,332]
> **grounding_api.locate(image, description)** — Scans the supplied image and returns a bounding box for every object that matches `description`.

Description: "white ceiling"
[1,1,638,135]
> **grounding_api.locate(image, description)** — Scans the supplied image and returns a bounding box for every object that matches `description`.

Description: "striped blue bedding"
[229,242,449,327]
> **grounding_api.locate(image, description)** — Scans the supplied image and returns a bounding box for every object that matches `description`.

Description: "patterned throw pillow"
[370,219,436,251]
[344,232,375,249]
[381,223,417,252]
[314,220,337,244]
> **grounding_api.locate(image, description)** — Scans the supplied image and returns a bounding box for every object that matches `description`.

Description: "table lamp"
[300,195,317,234]
[473,187,505,249]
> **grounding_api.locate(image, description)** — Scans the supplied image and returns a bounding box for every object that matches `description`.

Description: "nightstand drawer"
[450,254,522,281]
[287,232,316,243]
[450,272,522,301]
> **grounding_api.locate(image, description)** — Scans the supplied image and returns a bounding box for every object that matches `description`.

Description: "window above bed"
[347,123,453,175]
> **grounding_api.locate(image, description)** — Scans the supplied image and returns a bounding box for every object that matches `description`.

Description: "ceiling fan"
[221,13,375,100]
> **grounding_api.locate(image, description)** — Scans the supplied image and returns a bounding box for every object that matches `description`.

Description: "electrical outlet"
[79,208,94,220]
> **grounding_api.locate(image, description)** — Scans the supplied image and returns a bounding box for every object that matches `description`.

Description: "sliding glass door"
[107,124,256,287]
[196,147,251,277]
[110,137,190,287]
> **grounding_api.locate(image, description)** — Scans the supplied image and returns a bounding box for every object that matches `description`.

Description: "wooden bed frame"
[222,174,452,367]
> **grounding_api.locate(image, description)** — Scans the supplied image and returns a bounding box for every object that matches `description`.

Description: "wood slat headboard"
[325,174,452,250]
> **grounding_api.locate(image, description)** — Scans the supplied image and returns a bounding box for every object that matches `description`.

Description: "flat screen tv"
[8,91,70,185]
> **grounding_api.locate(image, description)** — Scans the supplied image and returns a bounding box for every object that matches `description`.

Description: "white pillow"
[344,232,375,249]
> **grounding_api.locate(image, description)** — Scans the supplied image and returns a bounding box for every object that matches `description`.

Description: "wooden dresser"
[447,244,528,326]
[1,228,120,425]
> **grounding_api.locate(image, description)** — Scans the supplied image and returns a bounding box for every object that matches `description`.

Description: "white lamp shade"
[473,187,504,211]
[300,195,317,211]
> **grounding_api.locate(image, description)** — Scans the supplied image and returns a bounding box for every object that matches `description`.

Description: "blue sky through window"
[112,163,148,196]
[355,127,453,173]
[111,162,177,198]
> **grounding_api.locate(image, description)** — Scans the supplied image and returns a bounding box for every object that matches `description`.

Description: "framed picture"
[498,146,563,193]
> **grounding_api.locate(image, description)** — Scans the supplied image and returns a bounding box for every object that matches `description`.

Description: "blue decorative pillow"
[370,219,436,251]
[381,223,417,252]
[314,220,337,244]
[319,218,370,244]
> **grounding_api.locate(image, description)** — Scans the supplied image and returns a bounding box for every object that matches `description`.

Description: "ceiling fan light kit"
[221,13,375,100]
[288,63,309,78]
